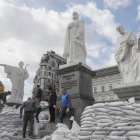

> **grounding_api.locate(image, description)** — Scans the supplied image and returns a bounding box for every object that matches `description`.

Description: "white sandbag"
[108,136,127,140]
[65,132,77,140]
[130,116,140,121]
[94,108,110,113]
[117,126,134,131]
[135,108,140,113]
[93,131,110,135]
[33,118,39,136]
[119,105,136,110]
[77,135,91,139]
[133,103,140,107]
[42,136,51,140]
[82,109,94,115]
[81,113,95,119]
[78,131,92,136]
[56,123,69,130]
[134,125,140,130]
[94,112,108,116]
[92,103,105,108]
[52,131,64,140]
[84,105,93,110]
[90,127,102,131]
[124,131,140,136]
[92,134,107,139]
[1,132,14,138]
[106,107,121,111]
[103,127,116,131]
[111,122,130,128]
[129,136,140,140]
[70,116,80,132]
[81,124,96,128]
[80,128,92,131]
[95,115,111,119]
[105,102,128,107]
[97,122,114,127]
[80,121,96,125]
[81,117,95,122]
[123,110,140,116]
[97,119,113,123]
[109,131,125,136]
[109,111,125,116]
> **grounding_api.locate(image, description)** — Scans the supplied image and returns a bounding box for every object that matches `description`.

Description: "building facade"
[92,66,121,102]
[32,50,66,101]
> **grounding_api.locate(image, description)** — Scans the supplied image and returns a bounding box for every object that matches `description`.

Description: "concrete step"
[43,123,56,131]
[10,136,41,140]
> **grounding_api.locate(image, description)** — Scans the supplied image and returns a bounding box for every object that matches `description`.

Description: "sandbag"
[78,131,92,136]
[106,107,121,111]
[105,102,128,107]
[52,131,64,140]
[92,103,105,108]
[81,117,95,122]
[123,110,140,116]
[97,119,113,123]
[33,118,39,136]
[90,126,102,131]
[108,136,127,140]
[82,109,94,115]
[93,131,110,135]
[109,131,125,136]
[94,108,110,113]
[70,117,80,132]
[65,132,77,140]
[117,126,134,131]
[133,103,140,107]
[81,124,96,128]
[77,135,91,139]
[97,122,114,127]
[109,111,125,116]
[134,125,140,130]
[135,108,140,113]
[119,105,136,110]
[103,127,116,131]
[92,134,107,139]
[84,105,93,110]
[124,131,140,136]
[111,122,130,128]
[80,121,96,125]
[129,136,140,140]
[95,115,111,119]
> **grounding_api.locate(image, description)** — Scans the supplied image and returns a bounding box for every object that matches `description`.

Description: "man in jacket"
[59,89,72,127]
[20,97,37,139]
[48,86,56,123]
[0,91,11,104]
[0,81,4,93]
[35,85,42,106]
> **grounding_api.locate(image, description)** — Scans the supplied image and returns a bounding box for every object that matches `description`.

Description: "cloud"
[137,5,140,20]
[104,0,133,10]
[0,1,119,100]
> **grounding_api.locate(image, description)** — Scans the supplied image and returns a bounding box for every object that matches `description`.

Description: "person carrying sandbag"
[59,88,73,128]
[20,97,37,139]
[0,81,5,103]
[0,91,11,105]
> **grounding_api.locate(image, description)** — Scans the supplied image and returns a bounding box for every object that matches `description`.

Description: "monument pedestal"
[56,63,95,124]
[113,82,140,101]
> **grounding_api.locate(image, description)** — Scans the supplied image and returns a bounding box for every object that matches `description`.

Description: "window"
[48,67,51,70]
[48,78,51,83]
[101,85,105,92]
[41,71,45,76]
[48,72,51,76]
[54,74,56,79]
[50,61,55,67]
[110,98,113,100]
[40,78,45,90]
[94,98,98,102]
[94,87,97,93]
[41,65,46,70]
[52,73,53,78]
[109,84,113,91]
[102,98,106,101]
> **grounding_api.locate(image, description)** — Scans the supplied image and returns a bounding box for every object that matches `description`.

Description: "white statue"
[131,32,140,82]
[0,61,29,104]
[63,12,87,64]
[115,25,137,83]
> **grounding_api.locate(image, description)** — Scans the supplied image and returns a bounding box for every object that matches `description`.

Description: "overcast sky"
[0,0,140,100]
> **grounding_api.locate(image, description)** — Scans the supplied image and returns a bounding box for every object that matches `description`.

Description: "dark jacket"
[20,98,37,114]
[35,88,42,101]
[48,91,56,106]
[0,92,8,104]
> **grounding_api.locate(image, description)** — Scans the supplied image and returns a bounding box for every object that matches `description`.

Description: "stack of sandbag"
[42,117,80,140]
[78,98,140,140]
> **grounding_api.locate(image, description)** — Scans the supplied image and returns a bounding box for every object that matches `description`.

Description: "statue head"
[73,11,79,20]
[19,61,24,68]
[116,25,125,35]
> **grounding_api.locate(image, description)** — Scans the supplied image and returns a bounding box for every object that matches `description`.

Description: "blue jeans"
[59,108,73,127]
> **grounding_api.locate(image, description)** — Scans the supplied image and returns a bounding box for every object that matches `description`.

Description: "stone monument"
[0,61,29,105]
[113,25,140,101]
[56,12,95,124]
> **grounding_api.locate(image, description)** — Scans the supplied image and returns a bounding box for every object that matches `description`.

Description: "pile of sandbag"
[42,117,80,140]
[78,98,140,140]
[0,104,49,139]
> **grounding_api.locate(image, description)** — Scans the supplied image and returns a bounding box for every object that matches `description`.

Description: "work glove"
[53,105,56,108]
[37,120,39,123]
[66,108,69,113]
[34,113,37,117]
[20,114,22,119]
[59,109,61,113]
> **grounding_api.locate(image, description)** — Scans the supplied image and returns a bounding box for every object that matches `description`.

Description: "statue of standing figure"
[0,61,29,104]
[63,12,87,64]
[115,25,140,83]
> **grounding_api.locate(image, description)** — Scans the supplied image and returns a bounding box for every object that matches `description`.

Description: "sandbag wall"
[78,101,140,140]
